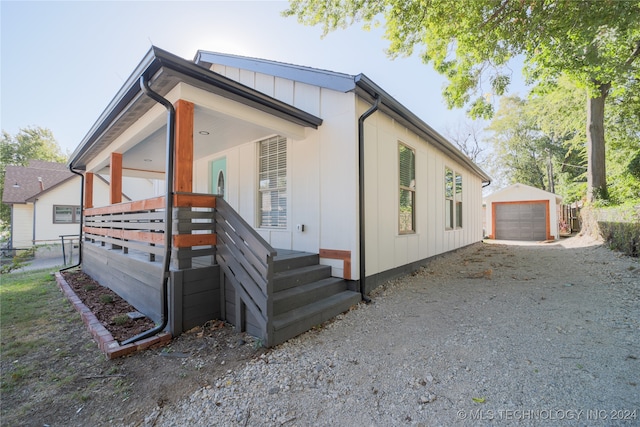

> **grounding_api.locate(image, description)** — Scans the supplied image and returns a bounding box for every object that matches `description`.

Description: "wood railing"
[215,197,275,345]
[83,193,217,265]
[84,193,275,344]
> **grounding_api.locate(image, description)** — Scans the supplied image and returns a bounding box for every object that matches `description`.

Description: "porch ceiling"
[70,46,322,173]
[119,105,275,174]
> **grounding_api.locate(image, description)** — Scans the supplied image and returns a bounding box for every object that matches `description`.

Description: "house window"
[445,168,463,229]
[54,205,81,224]
[455,172,463,228]
[399,143,416,233]
[258,136,287,228]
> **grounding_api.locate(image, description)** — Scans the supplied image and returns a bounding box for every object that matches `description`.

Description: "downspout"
[357,95,380,303]
[32,199,37,245]
[59,163,84,271]
[122,75,175,345]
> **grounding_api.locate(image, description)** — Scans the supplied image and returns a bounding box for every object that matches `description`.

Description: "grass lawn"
[0,268,111,424]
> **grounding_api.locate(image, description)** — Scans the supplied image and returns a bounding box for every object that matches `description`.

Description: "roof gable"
[195,50,491,183]
[2,161,73,204]
[485,183,563,203]
[69,47,323,169]
[195,51,357,92]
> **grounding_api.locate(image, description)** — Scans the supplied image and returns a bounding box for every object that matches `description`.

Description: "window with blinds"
[445,168,454,229]
[445,167,463,229]
[54,205,81,223]
[455,172,463,228]
[399,143,416,234]
[258,136,287,228]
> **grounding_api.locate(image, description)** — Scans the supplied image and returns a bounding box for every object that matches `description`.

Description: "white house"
[484,183,563,241]
[2,160,157,248]
[67,47,491,346]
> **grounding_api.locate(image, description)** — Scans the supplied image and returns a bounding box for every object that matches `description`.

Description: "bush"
[582,204,640,257]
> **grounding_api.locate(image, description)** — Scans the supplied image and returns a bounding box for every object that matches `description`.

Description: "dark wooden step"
[273,253,319,273]
[273,277,348,313]
[273,264,332,292]
[271,290,361,346]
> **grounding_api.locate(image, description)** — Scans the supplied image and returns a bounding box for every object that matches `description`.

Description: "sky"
[1,0,528,155]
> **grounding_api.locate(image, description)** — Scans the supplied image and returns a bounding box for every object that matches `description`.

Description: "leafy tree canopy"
[285,0,639,118]
[1,127,67,167]
[285,0,640,202]
[1,127,67,231]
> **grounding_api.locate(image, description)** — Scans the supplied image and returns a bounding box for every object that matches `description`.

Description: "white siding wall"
[360,98,484,277]
[197,66,359,278]
[11,204,34,247]
[11,175,134,247]
[33,179,82,243]
[200,64,485,279]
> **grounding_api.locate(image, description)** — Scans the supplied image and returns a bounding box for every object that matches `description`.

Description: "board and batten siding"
[195,65,360,279]
[361,97,484,283]
[200,63,484,283]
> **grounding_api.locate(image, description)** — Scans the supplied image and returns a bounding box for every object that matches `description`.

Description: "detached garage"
[484,183,563,241]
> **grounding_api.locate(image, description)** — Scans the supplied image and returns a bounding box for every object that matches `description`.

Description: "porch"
[81,193,360,347]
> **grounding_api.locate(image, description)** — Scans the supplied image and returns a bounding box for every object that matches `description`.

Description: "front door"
[210,157,226,198]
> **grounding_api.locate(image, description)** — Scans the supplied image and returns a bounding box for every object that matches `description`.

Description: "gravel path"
[142,236,639,426]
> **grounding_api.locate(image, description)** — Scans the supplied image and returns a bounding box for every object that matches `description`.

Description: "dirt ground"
[2,234,638,426]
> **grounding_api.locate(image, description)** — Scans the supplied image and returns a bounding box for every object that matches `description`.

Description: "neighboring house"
[484,183,563,241]
[68,47,491,347]
[2,160,156,248]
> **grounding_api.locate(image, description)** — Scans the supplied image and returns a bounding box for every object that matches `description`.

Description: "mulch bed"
[61,270,155,342]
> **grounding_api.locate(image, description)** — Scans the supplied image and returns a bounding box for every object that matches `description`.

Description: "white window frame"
[399,142,416,234]
[53,205,81,224]
[257,135,287,229]
[445,167,463,230]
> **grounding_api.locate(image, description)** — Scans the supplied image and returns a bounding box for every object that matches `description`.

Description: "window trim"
[445,167,463,230]
[398,142,416,235]
[257,135,288,229]
[53,205,81,224]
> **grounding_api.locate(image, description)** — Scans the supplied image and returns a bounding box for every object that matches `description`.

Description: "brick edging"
[54,272,171,359]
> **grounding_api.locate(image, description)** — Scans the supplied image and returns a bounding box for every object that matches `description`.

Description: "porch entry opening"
[210,157,226,198]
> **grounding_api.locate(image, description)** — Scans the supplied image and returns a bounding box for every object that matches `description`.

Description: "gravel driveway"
[143,235,639,426]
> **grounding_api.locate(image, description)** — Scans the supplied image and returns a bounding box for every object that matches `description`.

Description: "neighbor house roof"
[196,50,492,184]
[69,46,323,170]
[2,161,73,204]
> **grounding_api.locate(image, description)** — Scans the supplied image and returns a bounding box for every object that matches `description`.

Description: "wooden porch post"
[84,172,94,209]
[110,153,122,205]
[174,100,194,193]
[110,153,123,250]
[172,100,195,270]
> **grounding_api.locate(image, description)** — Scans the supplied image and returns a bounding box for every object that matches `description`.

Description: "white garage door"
[495,203,547,241]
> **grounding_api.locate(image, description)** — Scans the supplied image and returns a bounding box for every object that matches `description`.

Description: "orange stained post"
[110,152,123,204]
[84,172,94,209]
[174,99,194,193]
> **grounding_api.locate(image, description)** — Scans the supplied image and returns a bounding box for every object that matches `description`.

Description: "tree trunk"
[586,83,610,202]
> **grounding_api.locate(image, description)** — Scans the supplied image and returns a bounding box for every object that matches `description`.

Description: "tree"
[0,127,67,229]
[486,96,552,190]
[284,0,640,202]
[443,120,488,164]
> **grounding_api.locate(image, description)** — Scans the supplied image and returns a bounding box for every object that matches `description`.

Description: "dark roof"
[2,161,73,204]
[69,46,323,170]
[196,50,491,183]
